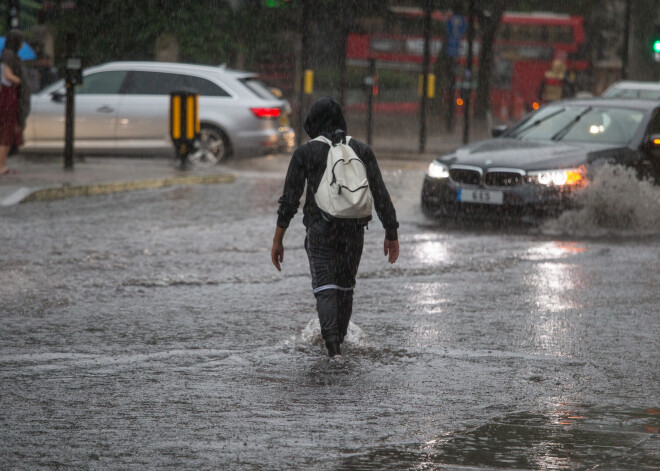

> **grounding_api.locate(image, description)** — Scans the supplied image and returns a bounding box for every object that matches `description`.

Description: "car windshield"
[506,105,644,145]
[239,77,279,99]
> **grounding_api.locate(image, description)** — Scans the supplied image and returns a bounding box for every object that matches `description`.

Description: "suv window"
[77,71,127,95]
[239,77,278,99]
[639,90,660,100]
[123,71,188,95]
[185,75,231,97]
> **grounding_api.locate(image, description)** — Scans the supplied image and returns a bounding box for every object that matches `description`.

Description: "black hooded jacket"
[277,96,398,240]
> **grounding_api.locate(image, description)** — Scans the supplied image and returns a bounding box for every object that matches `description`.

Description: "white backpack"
[313,135,373,219]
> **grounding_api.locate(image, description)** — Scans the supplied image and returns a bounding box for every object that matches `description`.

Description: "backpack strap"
[312,135,332,146]
[311,135,352,147]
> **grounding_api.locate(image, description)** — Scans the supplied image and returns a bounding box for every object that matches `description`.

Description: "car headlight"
[527,168,585,186]
[428,161,449,179]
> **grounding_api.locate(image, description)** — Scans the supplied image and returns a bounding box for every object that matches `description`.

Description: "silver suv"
[23,61,295,162]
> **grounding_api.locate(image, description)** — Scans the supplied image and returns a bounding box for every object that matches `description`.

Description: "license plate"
[457,188,504,205]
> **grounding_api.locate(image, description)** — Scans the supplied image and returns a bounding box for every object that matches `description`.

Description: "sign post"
[364,58,377,145]
[445,14,466,134]
[418,0,432,153]
[462,2,475,145]
[63,35,82,171]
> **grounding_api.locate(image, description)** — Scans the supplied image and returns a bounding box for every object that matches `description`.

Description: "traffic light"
[7,0,20,29]
[653,24,660,62]
[265,0,292,7]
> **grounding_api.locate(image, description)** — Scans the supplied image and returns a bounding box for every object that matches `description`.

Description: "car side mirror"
[492,125,508,137]
[51,89,66,103]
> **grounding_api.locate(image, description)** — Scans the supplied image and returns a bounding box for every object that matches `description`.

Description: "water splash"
[286,318,372,348]
[542,164,660,237]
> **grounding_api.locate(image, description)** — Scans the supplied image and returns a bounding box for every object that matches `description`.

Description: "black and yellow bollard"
[170,90,200,169]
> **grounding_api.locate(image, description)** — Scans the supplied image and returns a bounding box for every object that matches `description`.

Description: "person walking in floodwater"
[271,96,399,358]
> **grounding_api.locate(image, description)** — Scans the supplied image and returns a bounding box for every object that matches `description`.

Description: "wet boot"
[325,340,342,358]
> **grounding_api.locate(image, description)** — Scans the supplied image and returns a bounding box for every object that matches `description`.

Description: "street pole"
[462,0,475,145]
[64,34,76,170]
[339,0,349,108]
[446,58,455,133]
[419,0,432,154]
[7,0,19,29]
[366,58,375,145]
[622,0,632,79]
[297,0,310,146]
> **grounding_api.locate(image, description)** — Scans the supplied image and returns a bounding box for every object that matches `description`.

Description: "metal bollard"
[170,90,200,168]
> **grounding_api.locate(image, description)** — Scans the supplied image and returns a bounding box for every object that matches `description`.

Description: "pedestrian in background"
[538,58,576,104]
[0,29,31,175]
[271,96,399,358]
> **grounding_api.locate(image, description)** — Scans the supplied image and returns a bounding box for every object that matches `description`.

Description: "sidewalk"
[0,156,235,207]
[0,129,465,207]
[344,110,485,159]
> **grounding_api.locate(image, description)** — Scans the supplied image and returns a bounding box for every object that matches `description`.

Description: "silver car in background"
[601,80,660,100]
[23,61,295,162]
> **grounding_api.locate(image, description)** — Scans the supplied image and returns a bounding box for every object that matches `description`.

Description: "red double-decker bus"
[346,8,590,121]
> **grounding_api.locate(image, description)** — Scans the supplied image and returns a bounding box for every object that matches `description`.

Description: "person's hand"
[271,226,286,271]
[384,239,399,264]
[271,240,284,271]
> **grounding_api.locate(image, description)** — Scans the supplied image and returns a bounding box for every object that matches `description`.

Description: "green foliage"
[51,0,238,67]
[314,66,417,90]
[0,0,42,36]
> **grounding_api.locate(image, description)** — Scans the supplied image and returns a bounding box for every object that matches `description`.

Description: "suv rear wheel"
[188,125,231,166]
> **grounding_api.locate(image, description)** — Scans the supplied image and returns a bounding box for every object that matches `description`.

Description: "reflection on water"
[338,408,660,470]
[526,242,586,313]
[524,242,590,357]
[529,262,580,313]
[524,241,588,260]
[410,235,452,265]
[406,281,450,347]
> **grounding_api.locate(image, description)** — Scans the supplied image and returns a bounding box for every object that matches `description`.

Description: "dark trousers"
[305,217,364,344]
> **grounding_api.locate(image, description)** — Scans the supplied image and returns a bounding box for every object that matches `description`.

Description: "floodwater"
[1,156,659,470]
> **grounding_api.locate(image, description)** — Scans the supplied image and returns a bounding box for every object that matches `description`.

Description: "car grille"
[449,168,481,186]
[485,171,524,187]
[449,167,526,188]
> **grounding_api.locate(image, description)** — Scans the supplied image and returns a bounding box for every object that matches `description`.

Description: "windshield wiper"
[551,107,593,141]
[512,108,566,138]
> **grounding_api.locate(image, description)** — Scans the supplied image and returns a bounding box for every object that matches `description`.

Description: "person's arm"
[2,63,20,85]
[271,148,306,270]
[361,144,400,264]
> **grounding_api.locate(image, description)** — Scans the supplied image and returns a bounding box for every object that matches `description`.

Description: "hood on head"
[303,96,347,139]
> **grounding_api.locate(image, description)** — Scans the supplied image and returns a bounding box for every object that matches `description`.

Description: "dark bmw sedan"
[422,99,660,222]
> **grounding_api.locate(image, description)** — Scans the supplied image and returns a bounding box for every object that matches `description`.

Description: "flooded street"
[1,155,659,470]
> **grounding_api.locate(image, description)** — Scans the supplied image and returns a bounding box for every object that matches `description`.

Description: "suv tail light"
[250,107,281,119]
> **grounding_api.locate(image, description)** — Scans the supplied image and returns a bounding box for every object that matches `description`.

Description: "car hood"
[438,138,628,170]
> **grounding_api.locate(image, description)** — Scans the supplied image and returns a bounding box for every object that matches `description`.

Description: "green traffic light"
[654,40,660,53]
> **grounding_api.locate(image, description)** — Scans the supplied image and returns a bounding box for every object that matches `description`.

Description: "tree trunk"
[474,3,505,131]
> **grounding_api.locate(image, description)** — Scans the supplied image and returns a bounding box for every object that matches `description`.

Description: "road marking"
[1,187,33,207]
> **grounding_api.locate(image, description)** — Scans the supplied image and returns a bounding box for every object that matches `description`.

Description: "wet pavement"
[1,154,659,470]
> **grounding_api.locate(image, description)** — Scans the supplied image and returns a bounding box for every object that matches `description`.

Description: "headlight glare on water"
[528,168,585,186]
[428,161,450,179]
